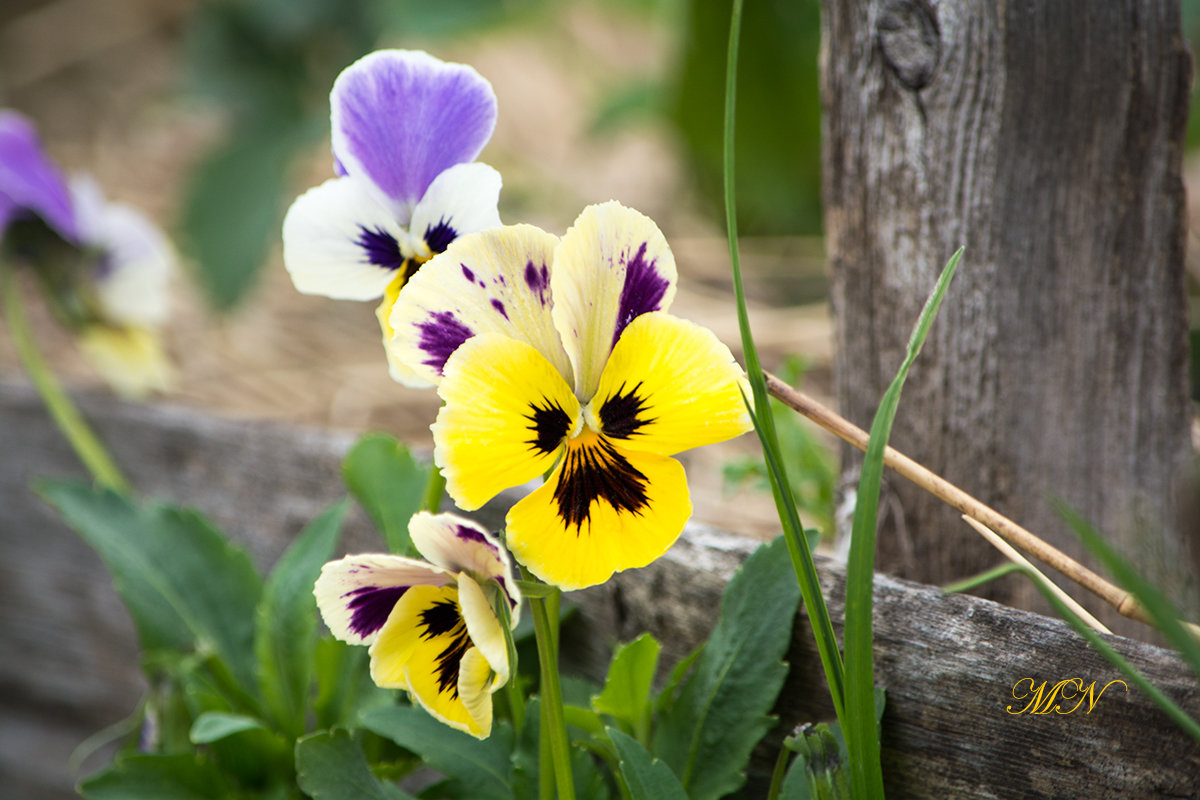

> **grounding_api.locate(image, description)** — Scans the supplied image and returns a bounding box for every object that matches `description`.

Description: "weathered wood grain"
[820,0,1198,635]
[1,380,1197,799]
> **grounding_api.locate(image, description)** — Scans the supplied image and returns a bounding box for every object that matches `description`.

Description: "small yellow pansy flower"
[387,201,753,590]
[314,512,520,738]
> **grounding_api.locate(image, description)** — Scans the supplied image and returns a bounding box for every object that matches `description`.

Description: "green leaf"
[563,704,606,737]
[652,536,802,800]
[312,637,391,730]
[608,728,688,800]
[79,753,228,799]
[38,481,263,695]
[842,247,962,800]
[189,711,267,744]
[255,499,347,736]
[342,433,428,554]
[655,642,704,715]
[181,123,303,311]
[362,705,514,800]
[592,633,660,740]
[295,729,414,800]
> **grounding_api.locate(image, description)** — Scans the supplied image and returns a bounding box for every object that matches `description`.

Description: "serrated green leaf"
[295,729,414,800]
[362,705,514,800]
[38,481,263,695]
[79,753,228,799]
[342,433,428,554]
[652,537,801,800]
[256,499,346,736]
[189,711,266,744]
[608,728,688,800]
[592,633,660,740]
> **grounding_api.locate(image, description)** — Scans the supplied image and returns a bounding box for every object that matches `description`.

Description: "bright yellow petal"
[551,202,677,401]
[387,224,572,386]
[584,312,752,456]
[505,432,691,590]
[370,584,485,736]
[78,325,172,399]
[433,333,581,510]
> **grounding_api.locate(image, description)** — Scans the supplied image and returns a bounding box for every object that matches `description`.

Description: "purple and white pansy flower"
[314,511,521,738]
[0,111,174,398]
[282,49,503,386]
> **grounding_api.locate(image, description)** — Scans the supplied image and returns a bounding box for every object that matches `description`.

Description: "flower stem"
[421,462,447,513]
[1,263,130,492]
[525,570,574,800]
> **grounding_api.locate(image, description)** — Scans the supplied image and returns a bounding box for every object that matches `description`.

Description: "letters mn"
[1007,678,1128,715]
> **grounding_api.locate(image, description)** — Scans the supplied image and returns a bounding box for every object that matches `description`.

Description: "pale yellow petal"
[457,647,496,737]
[584,312,752,456]
[433,333,580,510]
[78,325,172,399]
[505,433,692,590]
[550,202,676,401]
[456,573,510,687]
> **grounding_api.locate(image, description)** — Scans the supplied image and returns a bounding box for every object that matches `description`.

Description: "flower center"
[552,429,650,531]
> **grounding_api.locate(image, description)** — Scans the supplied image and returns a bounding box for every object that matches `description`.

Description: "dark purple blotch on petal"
[454,524,490,547]
[524,260,551,305]
[491,298,509,319]
[358,226,406,271]
[461,264,475,283]
[420,599,470,698]
[613,242,670,346]
[416,311,473,375]
[345,584,408,638]
[424,218,458,255]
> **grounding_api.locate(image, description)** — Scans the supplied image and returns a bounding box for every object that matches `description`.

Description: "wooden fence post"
[820,0,1197,633]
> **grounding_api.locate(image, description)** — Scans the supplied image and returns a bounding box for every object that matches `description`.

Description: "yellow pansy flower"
[388,202,752,589]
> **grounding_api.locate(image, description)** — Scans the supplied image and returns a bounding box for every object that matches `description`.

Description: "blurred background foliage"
[176,0,824,311]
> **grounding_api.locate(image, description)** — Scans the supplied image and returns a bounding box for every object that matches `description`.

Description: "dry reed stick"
[960,515,1111,634]
[764,370,1200,640]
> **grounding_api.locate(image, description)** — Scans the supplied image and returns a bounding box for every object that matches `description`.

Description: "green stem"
[2,263,130,492]
[422,462,447,513]
[766,744,791,800]
[525,570,575,800]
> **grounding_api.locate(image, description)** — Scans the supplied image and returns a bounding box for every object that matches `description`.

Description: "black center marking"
[525,400,572,455]
[419,598,471,699]
[598,382,654,439]
[553,436,650,531]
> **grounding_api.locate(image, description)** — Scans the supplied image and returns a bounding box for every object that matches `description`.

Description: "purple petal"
[613,241,671,347]
[331,50,497,217]
[0,110,77,241]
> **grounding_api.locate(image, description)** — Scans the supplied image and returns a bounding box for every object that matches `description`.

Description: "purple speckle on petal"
[461,264,475,283]
[491,298,509,319]
[424,218,458,254]
[524,260,550,305]
[613,242,669,346]
[357,226,405,271]
[345,584,408,638]
[417,311,473,375]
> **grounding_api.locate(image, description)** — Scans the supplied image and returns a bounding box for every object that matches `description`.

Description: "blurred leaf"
[671,0,823,234]
[653,536,801,800]
[362,705,514,800]
[79,753,229,799]
[38,481,263,695]
[312,637,392,730]
[181,124,307,311]
[342,434,427,554]
[256,500,347,736]
[189,711,267,744]
[592,633,660,741]
[608,728,688,800]
[295,729,414,800]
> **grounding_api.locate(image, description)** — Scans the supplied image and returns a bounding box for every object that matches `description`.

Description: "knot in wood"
[877,0,940,91]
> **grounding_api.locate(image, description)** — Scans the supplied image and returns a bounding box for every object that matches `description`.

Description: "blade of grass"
[722,0,846,722]
[941,563,1025,595]
[843,247,963,799]
[1053,500,1200,679]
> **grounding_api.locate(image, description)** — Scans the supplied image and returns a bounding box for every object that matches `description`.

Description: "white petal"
[282,176,414,301]
[313,553,453,644]
[408,162,502,258]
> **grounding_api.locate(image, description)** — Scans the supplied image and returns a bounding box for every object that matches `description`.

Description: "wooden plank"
[1,380,1197,798]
